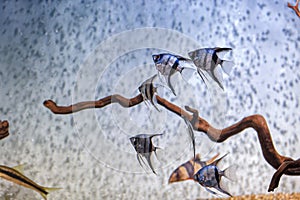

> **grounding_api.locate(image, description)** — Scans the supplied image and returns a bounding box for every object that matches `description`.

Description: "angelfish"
[188,47,234,90]
[168,153,219,183]
[0,165,60,200]
[193,153,234,197]
[130,133,163,174]
[152,53,197,96]
[138,74,159,111]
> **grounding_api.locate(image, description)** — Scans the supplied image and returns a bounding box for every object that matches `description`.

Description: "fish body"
[168,153,219,183]
[130,133,163,174]
[152,53,196,95]
[188,47,234,89]
[138,74,159,111]
[0,165,60,200]
[193,154,233,197]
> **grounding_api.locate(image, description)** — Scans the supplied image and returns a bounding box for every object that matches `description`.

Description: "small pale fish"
[138,74,160,111]
[0,165,60,200]
[168,153,219,183]
[193,153,233,197]
[188,47,234,90]
[130,133,163,174]
[152,53,197,95]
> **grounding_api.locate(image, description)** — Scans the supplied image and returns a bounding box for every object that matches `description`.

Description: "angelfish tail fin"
[220,60,234,75]
[223,164,238,182]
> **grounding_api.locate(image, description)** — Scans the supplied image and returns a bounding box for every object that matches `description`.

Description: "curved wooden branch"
[43,94,143,114]
[288,0,300,17]
[155,97,298,172]
[268,159,300,192]
[43,93,300,191]
[0,120,9,140]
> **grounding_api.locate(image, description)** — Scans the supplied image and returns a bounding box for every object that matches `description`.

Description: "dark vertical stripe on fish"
[171,60,179,70]
[149,83,153,99]
[204,51,209,69]
[145,84,150,100]
[165,54,171,65]
[185,161,195,177]
[212,51,219,66]
[214,167,220,184]
[0,168,48,195]
[175,168,181,181]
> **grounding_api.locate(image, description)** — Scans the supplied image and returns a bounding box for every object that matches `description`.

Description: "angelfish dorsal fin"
[211,153,228,167]
[206,153,220,165]
[12,164,25,174]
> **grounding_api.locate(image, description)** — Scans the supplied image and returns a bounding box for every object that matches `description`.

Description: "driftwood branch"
[0,120,9,140]
[43,94,300,191]
[268,159,300,192]
[288,0,300,17]
[43,94,143,114]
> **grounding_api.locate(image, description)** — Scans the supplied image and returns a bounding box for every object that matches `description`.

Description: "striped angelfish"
[188,47,234,90]
[168,153,219,183]
[138,74,160,111]
[193,153,236,197]
[152,53,197,96]
[130,133,163,175]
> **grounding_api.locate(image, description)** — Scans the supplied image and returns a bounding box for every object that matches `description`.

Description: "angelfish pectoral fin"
[211,67,224,90]
[183,117,196,162]
[144,152,157,175]
[150,93,160,112]
[137,153,148,172]
[166,73,176,96]
[197,69,208,87]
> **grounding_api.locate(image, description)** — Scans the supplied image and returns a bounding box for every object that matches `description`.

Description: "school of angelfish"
[130,47,235,197]
[0,47,234,199]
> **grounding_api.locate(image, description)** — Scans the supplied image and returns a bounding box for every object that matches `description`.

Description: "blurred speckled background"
[0,0,299,199]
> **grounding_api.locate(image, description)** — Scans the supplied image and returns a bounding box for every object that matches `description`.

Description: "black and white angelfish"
[188,47,234,90]
[130,133,163,175]
[152,53,197,96]
[138,74,160,111]
[193,153,236,197]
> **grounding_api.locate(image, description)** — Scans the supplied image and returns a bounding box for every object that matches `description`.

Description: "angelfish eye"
[153,55,160,62]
